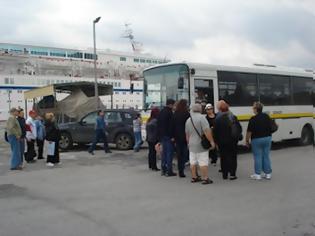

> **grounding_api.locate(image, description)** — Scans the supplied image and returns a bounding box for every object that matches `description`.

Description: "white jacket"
[26,117,37,140]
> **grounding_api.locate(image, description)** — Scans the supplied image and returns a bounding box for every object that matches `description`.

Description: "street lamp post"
[93,16,101,110]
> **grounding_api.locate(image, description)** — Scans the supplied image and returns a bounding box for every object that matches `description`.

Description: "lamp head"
[94,17,101,23]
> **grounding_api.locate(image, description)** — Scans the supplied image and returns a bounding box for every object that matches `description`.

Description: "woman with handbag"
[246,102,276,180]
[185,104,215,185]
[45,113,61,167]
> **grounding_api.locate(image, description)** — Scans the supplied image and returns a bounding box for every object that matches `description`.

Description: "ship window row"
[0,45,98,60]
[1,45,167,64]
[133,58,165,64]
[99,81,122,87]
[4,78,14,84]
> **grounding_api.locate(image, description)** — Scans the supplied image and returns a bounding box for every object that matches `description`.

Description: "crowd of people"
[144,99,275,184]
[5,100,275,184]
[5,108,61,170]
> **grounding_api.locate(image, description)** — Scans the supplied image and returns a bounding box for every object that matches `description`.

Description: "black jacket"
[17,117,26,138]
[173,111,190,143]
[146,118,158,143]
[205,114,216,129]
[45,121,60,142]
[157,106,174,140]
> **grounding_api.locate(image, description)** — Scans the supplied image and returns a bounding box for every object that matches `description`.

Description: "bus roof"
[144,62,314,78]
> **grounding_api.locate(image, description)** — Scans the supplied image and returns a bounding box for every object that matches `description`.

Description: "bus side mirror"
[178,77,184,89]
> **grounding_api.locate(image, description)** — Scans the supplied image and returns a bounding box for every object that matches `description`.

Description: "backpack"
[227,114,243,141]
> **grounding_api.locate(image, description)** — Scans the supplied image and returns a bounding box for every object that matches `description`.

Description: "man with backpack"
[213,100,242,180]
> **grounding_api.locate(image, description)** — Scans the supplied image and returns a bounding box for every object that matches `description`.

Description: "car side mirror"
[80,120,87,125]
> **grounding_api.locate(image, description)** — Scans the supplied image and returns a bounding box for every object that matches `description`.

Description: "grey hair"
[191,103,202,113]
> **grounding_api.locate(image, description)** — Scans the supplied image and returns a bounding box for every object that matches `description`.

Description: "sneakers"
[229,176,238,180]
[88,151,94,155]
[261,173,272,180]
[46,162,54,167]
[265,174,272,179]
[250,174,262,180]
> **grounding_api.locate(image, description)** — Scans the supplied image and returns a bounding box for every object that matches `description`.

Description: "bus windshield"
[143,64,189,109]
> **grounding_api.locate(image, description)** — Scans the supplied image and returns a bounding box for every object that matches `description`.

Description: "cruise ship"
[0,42,169,120]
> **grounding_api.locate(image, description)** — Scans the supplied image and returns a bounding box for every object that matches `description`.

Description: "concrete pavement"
[0,141,314,236]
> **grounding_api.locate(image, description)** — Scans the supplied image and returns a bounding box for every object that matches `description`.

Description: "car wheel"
[59,132,73,150]
[299,125,314,146]
[115,133,133,150]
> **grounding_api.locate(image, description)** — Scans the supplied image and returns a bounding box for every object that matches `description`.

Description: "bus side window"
[194,79,214,111]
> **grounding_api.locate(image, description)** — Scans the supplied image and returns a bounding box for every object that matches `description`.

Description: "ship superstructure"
[0,42,169,120]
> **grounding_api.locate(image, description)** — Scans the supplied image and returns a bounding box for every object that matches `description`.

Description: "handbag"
[4,131,8,142]
[190,116,211,150]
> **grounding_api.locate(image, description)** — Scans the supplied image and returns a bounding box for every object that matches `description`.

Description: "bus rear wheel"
[299,125,314,146]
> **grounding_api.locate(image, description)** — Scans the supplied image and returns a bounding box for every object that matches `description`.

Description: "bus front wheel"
[299,125,314,146]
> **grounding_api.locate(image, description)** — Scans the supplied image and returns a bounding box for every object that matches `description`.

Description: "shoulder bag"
[190,116,211,150]
[270,119,278,133]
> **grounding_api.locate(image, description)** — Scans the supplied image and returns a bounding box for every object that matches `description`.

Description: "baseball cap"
[9,107,18,113]
[205,103,213,110]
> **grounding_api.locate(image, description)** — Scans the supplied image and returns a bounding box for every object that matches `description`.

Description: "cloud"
[0,0,314,68]
[168,35,315,68]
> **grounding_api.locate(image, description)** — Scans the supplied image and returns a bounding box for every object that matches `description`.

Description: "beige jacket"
[6,116,22,137]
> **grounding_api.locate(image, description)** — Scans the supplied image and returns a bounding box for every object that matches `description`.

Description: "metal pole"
[93,21,99,110]
[8,90,11,110]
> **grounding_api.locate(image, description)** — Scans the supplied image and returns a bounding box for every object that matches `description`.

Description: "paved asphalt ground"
[0,134,314,236]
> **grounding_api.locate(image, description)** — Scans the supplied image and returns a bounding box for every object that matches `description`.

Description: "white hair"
[191,103,202,113]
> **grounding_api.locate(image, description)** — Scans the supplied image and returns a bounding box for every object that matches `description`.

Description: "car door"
[104,111,123,142]
[121,111,134,135]
[77,112,97,143]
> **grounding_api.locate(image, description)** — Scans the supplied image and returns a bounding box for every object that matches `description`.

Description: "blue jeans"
[8,135,21,169]
[89,129,110,153]
[161,136,174,174]
[133,131,142,151]
[251,136,272,175]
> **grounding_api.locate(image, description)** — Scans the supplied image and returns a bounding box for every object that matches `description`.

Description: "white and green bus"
[143,63,314,145]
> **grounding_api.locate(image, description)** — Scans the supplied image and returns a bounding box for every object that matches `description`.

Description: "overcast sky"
[1,0,315,68]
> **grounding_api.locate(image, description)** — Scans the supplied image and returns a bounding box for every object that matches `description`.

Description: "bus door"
[193,78,215,112]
